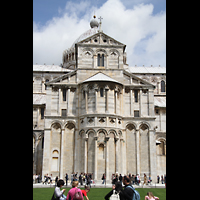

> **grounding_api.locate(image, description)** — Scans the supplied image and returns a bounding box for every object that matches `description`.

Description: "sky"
[33,0,166,67]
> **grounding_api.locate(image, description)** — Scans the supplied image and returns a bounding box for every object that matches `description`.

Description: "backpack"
[110,190,120,200]
[73,188,83,200]
[126,186,140,200]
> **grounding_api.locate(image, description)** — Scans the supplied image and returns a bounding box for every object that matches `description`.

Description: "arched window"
[45,79,49,90]
[98,53,104,66]
[52,150,59,171]
[161,80,165,92]
[100,88,104,97]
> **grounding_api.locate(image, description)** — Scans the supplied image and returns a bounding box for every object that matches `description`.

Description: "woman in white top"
[145,192,159,200]
[54,179,67,200]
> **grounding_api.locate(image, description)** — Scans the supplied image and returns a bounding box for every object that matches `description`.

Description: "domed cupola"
[90,15,99,28]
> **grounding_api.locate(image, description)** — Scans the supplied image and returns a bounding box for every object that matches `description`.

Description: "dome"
[90,16,99,28]
[70,15,99,48]
[71,27,99,48]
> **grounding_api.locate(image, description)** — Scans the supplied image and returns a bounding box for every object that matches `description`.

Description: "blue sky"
[33,0,166,67]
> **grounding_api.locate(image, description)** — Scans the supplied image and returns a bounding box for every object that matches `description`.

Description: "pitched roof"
[128,66,166,74]
[82,72,121,84]
[154,96,166,107]
[33,94,46,105]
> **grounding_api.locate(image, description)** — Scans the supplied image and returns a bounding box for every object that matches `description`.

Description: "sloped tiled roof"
[154,96,166,107]
[82,72,120,84]
[128,66,166,74]
[33,94,46,105]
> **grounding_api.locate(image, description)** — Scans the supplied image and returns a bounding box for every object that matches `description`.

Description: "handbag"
[110,190,120,200]
[51,192,59,200]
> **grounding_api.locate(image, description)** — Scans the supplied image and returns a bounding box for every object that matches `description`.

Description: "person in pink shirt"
[145,192,159,200]
[66,181,83,200]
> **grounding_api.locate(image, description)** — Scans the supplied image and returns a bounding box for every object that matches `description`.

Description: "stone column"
[115,137,119,173]
[84,138,88,173]
[149,129,157,182]
[95,88,98,113]
[94,136,98,180]
[85,89,88,114]
[60,129,64,179]
[136,129,140,175]
[114,89,118,114]
[67,88,70,115]
[33,138,38,174]
[139,89,142,117]
[74,129,78,173]
[105,136,110,182]
[157,81,160,94]
[37,108,40,127]
[148,89,154,116]
[130,89,133,116]
[58,88,61,116]
[105,86,109,113]
[42,129,51,180]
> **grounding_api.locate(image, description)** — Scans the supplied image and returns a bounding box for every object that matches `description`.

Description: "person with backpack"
[120,176,140,200]
[104,181,123,200]
[66,181,83,200]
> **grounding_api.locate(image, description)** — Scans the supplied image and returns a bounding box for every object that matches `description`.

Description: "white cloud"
[33,0,166,67]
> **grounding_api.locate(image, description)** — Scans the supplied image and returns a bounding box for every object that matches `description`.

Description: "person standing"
[102,173,106,184]
[143,174,147,185]
[55,176,58,187]
[119,174,122,184]
[65,173,68,186]
[157,175,160,184]
[120,176,134,200]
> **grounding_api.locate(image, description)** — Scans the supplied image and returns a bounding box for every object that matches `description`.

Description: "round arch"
[97,129,107,136]
[138,121,151,130]
[95,48,108,56]
[125,122,137,131]
[108,129,118,137]
[63,120,76,129]
[50,120,62,129]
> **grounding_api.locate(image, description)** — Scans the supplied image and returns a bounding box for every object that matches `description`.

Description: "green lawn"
[33,187,166,200]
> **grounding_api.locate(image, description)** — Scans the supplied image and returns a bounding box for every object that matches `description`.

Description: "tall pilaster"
[139,89,142,117]
[60,129,64,179]
[67,88,70,115]
[42,129,51,180]
[84,138,88,173]
[149,129,157,182]
[115,137,119,173]
[105,136,110,182]
[94,136,98,180]
[136,129,140,175]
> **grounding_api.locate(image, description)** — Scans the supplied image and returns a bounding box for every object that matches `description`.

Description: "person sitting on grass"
[81,186,90,200]
[54,179,66,200]
[145,192,159,200]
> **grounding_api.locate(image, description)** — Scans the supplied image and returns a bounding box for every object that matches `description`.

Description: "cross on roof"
[98,16,103,22]
[98,16,103,32]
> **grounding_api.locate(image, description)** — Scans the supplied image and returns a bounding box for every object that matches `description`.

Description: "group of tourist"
[52,179,90,200]
[53,176,160,200]
[65,172,94,188]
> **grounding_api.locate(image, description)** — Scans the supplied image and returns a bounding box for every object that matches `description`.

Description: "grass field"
[33,187,166,200]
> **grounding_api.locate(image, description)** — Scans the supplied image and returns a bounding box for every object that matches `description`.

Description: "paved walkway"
[33,182,165,189]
